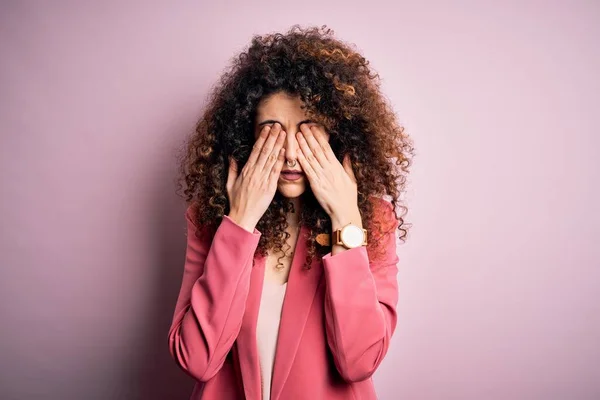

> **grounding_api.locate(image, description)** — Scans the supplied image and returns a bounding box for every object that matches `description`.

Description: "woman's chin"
[277,183,306,198]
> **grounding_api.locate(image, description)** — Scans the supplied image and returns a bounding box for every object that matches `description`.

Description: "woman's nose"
[283,130,300,160]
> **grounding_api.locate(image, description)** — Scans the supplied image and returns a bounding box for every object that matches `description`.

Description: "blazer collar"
[234,224,324,400]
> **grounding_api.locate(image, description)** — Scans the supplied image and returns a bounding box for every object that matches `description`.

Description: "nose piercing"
[286,159,297,168]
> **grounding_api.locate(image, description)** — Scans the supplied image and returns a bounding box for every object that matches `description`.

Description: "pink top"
[256,277,287,400]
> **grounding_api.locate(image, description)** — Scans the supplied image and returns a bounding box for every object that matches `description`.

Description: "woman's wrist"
[226,212,257,233]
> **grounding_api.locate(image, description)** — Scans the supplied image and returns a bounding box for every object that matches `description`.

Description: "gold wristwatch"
[315,223,368,249]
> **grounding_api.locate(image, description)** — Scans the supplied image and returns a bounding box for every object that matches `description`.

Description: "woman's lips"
[280,171,304,181]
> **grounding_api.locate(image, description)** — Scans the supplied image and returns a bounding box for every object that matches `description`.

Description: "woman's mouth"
[280,171,304,181]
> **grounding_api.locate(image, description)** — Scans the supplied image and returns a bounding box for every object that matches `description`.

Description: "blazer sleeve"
[167,206,261,382]
[321,198,400,382]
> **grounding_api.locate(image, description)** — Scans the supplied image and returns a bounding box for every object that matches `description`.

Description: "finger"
[309,125,335,162]
[255,123,283,172]
[268,147,286,188]
[296,130,324,180]
[343,153,357,183]
[227,156,238,188]
[262,127,286,174]
[246,124,272,171]
[298,124,328,168]
[296,146,318,182]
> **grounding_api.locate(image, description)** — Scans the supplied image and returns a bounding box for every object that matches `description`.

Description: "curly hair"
[175,24,415,270]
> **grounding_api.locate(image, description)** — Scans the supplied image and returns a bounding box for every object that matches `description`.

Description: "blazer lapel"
[235,251,266,400]
[270,225,324,400]
[235,225,324,400]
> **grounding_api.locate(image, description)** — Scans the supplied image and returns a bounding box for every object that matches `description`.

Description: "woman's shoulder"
[367,195,395,225]
[367,194,393,210]
[184,203,219,240]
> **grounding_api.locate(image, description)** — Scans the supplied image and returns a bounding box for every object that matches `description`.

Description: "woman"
[168,25,414,400]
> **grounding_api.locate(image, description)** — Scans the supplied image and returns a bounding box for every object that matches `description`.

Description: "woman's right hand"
[226,123,287,232]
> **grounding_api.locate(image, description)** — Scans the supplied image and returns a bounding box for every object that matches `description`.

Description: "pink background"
[1,1,598,399]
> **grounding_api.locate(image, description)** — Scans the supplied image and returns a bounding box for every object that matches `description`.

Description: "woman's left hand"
[296,124,361,225]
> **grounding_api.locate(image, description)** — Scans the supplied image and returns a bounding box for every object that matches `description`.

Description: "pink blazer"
[167,196,400,400]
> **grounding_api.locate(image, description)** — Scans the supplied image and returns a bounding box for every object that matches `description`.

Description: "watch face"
[341,224,364,248]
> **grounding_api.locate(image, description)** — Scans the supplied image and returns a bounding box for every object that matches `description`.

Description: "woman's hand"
[295,124,360,225]
[226,123,287,232]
